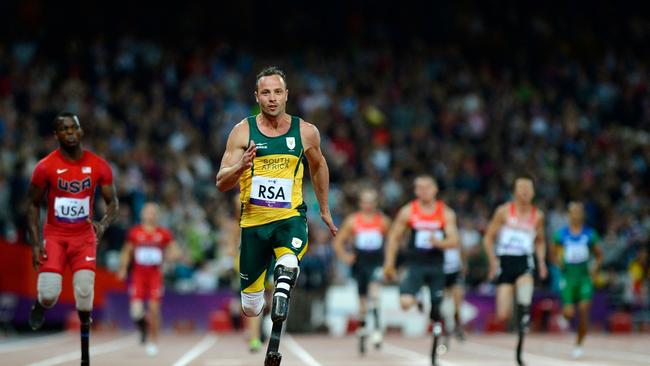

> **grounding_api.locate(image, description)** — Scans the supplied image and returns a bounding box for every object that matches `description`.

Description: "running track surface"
[2,331,649,366]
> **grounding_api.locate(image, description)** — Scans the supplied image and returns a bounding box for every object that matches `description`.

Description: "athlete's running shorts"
[130,268,164,301]
[444,271,464,289]
[352,258,382,296]
[239,216,308,293]
[400,263,445,303]
[496,255,534,285]
[559,274,593,304]
[40,227,97,274]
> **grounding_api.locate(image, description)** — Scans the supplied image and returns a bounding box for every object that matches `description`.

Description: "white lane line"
[26,335,135,366]
[172,334,218,366]
[539,339,650,364]
[284,334,323,366]
[382,341,459,366]
[0,333,71,354]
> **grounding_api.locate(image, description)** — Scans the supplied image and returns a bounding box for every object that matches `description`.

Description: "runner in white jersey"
[483,176,548,366]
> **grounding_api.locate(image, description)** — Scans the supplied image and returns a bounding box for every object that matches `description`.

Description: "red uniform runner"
[126,225,173,301]
[30,149,113,274]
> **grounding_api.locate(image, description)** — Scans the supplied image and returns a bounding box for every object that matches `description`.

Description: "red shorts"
[40,228,97,274]
[129,268,164,302]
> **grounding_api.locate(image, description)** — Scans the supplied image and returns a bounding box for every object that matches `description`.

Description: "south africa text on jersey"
[257,157,291,171]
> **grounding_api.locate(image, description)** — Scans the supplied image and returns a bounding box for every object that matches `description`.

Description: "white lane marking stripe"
[0,334,71,353]
[284,334,323,366]
[26,335,135,366]
[382,341,458,366]
[172,334,217,366]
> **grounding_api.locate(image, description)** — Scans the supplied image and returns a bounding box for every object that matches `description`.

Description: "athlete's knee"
[130,301,145,320]
[563,305,575,320]
[73,270,95,311]
[37,272,63,308]
[516,282,533,306]
[241,290,265,317]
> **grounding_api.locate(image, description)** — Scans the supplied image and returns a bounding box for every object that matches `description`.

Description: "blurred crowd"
[0,8,649,310]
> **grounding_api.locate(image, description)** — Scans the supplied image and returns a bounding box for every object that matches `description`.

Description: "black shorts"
[444,271,464,289]
[400,263,444,303]
[496,255,534,285]
[352,261,380,296]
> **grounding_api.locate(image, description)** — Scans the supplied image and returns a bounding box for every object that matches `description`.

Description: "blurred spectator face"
[141,202,159,226]
[255,75,288,118]
[514,178,534,204]
[55,116,83,148]
[358,189,378,213]
[568,201,585,226]
[414,176,438,203]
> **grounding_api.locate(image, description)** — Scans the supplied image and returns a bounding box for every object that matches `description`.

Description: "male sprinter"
[383,175,459,366]
[484,176,548,366]
[216,66,337,366]
[27,112,118,366]
[117,202,180,356]
[552,201,601,359]
[333,188,390,354]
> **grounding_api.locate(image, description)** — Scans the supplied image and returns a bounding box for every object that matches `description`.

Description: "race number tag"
[564,244,589,264]
[250,176,293,208]
[134,246,163,266]
[355,230,383,250]
[54,197,90,223]
[497,227,535,255]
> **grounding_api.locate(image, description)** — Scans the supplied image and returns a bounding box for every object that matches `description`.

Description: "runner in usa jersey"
[483,176,547,366]
[118,202,180,357]
[333,188,390,354]
[26,113,118,366]
[383,175,459,365]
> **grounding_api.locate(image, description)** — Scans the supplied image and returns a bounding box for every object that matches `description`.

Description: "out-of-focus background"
[0,0,648,337]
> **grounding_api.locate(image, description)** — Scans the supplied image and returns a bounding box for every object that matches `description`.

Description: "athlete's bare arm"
[383,204,411,281]
[534,212,548,279]
[165,241,183,262]
[432,206,459,249]
[381,214,392,235]
[332,215,355,265]
[216,121,254,192]
[301,120,337,236]
[592,241,603,278]
[26,183,46,271]
[484,205,507,280]
[117,241,134,281]
[94,183,119,241]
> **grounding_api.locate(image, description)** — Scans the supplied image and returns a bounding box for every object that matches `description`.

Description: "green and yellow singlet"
[239,115,306,228]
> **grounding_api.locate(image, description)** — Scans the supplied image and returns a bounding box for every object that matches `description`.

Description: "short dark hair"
[415,174,437,186]
[53,112,80,130]
[256,66,287,89]
[514,173,535,186]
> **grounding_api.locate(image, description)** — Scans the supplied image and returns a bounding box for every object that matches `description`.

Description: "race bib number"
[54,197,90,223]
[250,176,293,208]
[355,230,383,250]
[564,244,589,264]
[497,227,535,255]
[414,230,444,249]
[135,246,163,266]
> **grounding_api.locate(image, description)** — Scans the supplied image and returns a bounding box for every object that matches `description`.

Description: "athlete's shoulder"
[36,149,59,167]
[299,118,319,137]
[84,150,111,166]
[228,119,251,142]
